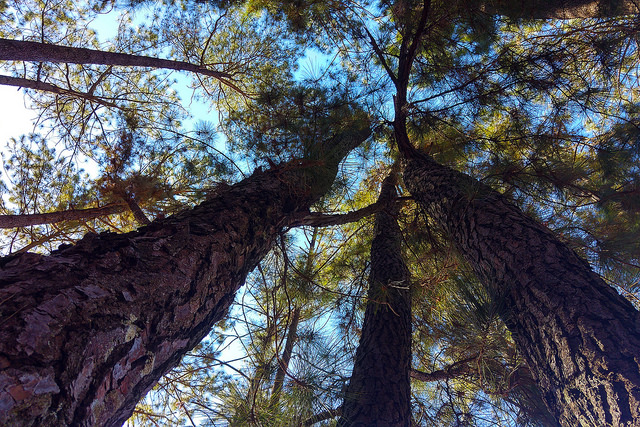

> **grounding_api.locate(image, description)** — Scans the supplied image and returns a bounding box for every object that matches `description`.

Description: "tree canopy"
[1,0,639,425]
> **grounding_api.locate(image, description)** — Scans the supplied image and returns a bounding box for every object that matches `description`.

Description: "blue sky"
[0,86,35,147]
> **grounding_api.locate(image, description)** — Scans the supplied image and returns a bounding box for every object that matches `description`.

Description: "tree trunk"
[0,203,126,229]
[0,75,120,109]
[338,174,412,427]
[402,152,640,426]
[269,306,301,410]
[0,38,230,80]
[0,121,370,427]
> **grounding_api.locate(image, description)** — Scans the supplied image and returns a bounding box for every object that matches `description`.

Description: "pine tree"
[1,0,640,425]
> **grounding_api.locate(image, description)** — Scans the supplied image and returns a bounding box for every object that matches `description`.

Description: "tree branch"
[0,74,121,109]
[363,26,398,86]
[0,203,127,229]
[121,193,152,225]
[404,0,432,81]
[291,197,409,228]
[302,408,342,426]
[0,38,237,89]
[410,354,479,382]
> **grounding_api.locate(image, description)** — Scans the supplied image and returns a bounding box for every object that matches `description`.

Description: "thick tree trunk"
[403,152,640,426]
[338,175,412,427]
[0,122,370,427]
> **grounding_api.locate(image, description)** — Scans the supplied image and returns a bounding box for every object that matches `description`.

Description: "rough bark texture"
[338,175,412,427]
[0,121,370,427]
[403,152,640,427]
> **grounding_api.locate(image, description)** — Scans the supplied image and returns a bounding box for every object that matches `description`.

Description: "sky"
[0,86,35,147]
[0,85,37,211]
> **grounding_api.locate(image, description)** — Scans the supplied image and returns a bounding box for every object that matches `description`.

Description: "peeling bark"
[0,122,370,427]
[403,152,640,426]
[338,175,412,427]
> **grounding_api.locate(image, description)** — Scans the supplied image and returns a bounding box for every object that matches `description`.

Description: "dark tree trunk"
[0,122,370,427]
[338,175,412,427]
[402,152,640,426]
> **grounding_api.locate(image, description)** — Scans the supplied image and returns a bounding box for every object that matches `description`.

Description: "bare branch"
[301,408,342,426]
[410,354,479,382]
[0,74,121,109]
[291,197,409,228]
[363,26,398,86]
[0,203,127,229]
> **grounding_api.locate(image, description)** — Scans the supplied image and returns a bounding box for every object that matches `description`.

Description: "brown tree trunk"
[0,122,370,427]
[402,152,640,426]
[338,174,412,427]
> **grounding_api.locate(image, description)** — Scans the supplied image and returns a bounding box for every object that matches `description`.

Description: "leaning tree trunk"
[338,174,412,427]
[0,203,127,229]
[0,120,370,427]
[0,38,230,80]
[402,152,640,426]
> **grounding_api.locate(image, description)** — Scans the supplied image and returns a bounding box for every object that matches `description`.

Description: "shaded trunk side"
[403,153,640,426]
[338,175,412,427]
[0,122,370,427]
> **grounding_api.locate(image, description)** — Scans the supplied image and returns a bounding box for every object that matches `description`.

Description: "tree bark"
[0,120,370,427]
[402,152,640,426]
[338,174,412,427]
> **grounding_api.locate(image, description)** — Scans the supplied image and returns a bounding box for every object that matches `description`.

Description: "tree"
[2,0,640,425]
[403,149,640,426]
[338,173,413,426]
[0,106,370,426]
[380,0,640,423]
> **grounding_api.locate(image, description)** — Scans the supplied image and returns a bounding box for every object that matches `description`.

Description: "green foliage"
[2,0,640,425]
